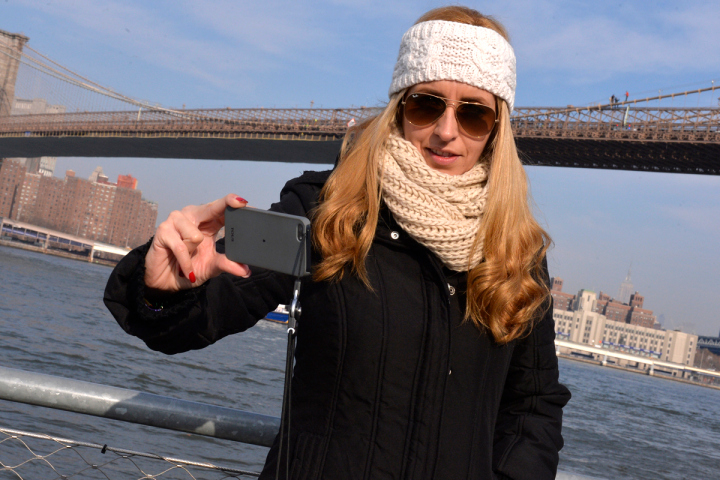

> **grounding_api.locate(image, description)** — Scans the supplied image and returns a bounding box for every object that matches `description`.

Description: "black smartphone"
[224,206,311,277]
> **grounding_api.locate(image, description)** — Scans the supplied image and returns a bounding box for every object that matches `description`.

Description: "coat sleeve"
[103,170,330,355]
[492,259,572,480]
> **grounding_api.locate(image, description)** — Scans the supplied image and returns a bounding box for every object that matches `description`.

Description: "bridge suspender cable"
[1,45,195,119]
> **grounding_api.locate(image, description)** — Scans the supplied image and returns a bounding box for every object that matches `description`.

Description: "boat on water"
[263,304,289,324]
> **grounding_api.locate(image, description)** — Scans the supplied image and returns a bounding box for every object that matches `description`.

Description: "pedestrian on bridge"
[105,5,570,480]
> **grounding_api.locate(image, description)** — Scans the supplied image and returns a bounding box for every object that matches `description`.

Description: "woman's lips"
[427,147,459,164]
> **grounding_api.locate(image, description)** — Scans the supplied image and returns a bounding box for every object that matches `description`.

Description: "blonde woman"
[106,6,570,480]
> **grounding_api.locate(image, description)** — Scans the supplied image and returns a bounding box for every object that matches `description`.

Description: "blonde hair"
[312,6,550,344]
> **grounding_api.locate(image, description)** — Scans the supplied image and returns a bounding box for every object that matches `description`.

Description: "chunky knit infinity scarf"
[380,134,489,271]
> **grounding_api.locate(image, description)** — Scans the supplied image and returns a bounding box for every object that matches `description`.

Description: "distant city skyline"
[3,1,719,336]
[0,158,157,248]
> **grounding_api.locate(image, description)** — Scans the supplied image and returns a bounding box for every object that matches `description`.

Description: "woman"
[105,6,570,480]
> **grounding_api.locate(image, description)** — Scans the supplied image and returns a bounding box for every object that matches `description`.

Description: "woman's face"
[402,80,496,176]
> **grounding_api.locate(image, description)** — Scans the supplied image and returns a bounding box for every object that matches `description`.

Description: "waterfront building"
[603,300,632,323]
[0,158,25,218]
[554,293,606,345]
[552,275,658,328]
[602,320,667,356]
[20,172,66,231]
[664,329,697,365]
[549,277,575,311]
[117,174,138,190]
[132,199,158,248]
[599,293,658,328]
[629,292,644,308]
[629,307,656,329]
[553,288,697,365]
[15,172,40,221]
[2,156,57,178]
[594,291,611,313]
[0,162,157,248]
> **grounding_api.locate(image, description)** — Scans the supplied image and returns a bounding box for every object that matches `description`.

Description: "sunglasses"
[401,92,498,138]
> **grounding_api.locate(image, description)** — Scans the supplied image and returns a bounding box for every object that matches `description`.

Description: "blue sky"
[3,0,720,335]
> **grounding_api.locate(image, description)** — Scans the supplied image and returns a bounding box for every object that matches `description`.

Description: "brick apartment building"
[0,159,157,248]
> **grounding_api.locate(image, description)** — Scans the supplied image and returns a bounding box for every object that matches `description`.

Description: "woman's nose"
[433,105,460,140]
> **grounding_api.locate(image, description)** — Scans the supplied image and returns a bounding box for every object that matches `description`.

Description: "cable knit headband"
[389,20,516,112]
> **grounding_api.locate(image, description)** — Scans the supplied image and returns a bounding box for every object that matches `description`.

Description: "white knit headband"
[389,20,516,112]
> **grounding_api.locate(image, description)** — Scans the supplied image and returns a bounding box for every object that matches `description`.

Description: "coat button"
[448,284,456,295]
[390,231,400,240]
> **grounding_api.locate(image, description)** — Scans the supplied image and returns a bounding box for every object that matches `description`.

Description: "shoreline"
[0,238,117,267]
[558,353,720,391]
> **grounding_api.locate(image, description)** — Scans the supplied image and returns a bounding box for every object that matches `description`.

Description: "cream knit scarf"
[379,134,489,271]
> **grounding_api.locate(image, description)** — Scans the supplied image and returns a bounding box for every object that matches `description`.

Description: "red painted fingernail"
[189,272,196,283]
[179,270,184,278]
[236,197,248,203]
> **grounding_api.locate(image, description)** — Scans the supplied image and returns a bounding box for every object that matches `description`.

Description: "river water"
[1,244,719,479]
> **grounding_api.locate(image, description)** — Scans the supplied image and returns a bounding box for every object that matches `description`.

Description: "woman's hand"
[144,194,251,293]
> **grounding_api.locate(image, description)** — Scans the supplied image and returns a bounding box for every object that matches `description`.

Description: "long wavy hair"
[312,6,551,344]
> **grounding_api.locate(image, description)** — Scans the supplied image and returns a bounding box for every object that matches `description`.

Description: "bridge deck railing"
[1,106,718,141]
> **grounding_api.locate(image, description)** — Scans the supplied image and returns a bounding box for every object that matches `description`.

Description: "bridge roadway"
[1,217,129,259]
[555,339,720,381]
[698,336,720,355]
[1,104,718,174]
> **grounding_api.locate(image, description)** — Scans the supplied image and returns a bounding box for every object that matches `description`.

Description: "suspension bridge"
[1,29,719,173]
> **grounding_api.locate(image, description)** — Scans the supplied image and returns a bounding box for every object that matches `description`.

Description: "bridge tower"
[0,29,29,117]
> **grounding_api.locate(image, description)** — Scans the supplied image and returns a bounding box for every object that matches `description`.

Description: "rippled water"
[1,245,719,479]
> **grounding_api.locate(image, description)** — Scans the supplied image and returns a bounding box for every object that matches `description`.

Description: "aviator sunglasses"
[401,92,498,138]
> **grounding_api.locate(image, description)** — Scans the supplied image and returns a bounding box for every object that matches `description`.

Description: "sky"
[2,0,720,336]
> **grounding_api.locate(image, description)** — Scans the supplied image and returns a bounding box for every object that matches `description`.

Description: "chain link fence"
[1,427,261,479]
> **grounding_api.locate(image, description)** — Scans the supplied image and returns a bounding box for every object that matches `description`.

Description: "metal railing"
[0,365,609,479]
[0,366,279,447]
[0,366,281,478]
[0,107,381,140]
[1,105,718,143]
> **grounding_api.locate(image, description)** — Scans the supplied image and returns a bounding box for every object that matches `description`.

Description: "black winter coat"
[104,170,571,480]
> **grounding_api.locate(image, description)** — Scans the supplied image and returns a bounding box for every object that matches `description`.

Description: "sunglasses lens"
[404,93,497,138]
[404,94,446,126]
[456,103,496,138]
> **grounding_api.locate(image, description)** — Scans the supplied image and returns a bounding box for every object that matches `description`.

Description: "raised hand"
[144,194,251,292]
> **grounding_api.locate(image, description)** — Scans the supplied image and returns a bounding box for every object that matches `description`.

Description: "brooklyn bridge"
[1,29,719,174]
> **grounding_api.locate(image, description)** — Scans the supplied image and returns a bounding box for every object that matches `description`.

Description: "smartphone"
[224,206,311,277]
